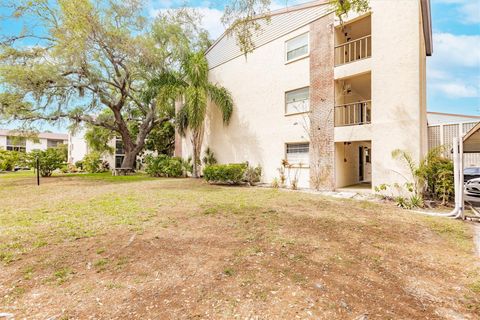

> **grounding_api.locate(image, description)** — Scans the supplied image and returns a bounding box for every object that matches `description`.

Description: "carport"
[446,122,480,220]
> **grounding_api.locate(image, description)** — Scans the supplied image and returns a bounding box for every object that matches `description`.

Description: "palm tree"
[176,51,233,177]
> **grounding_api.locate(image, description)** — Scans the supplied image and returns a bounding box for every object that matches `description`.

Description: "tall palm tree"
[176,52,233,177]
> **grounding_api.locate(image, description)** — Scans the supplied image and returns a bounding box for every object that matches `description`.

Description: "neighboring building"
[68,130,89,164]
[68,130,126,169]
[427,112,480,167]
[177,0,432,190]
[428,111,480,126]
[0,129,68,153]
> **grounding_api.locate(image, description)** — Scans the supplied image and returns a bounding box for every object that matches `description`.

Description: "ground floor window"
[115,138,125,169]
[286,142,309,165]
[115,156,124,169]
[6,136,26,152]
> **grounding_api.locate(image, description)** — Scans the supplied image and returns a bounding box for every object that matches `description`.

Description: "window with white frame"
[286,143,309,165]
[47,139,65,148]
[285,87,310,114]
[6,136,26,152]
[286,33,309,62]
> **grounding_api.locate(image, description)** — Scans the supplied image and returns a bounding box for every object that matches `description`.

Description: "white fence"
[428,121,480,166]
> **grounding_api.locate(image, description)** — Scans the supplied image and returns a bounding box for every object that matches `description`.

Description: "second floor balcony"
[334,101,371,127]
[335,35,371,66]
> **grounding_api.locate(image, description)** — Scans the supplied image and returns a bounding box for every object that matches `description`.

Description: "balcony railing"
[334,35,371,66]
[334,100,371,127]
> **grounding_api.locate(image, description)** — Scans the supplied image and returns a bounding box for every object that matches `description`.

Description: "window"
[115,138,125,169]
[115,156,124,169]
[47,139,64,148]
[6,136,26,152]
[286,87,310,114]
[115,138,125,155]
[286,143,309,165]
[286,33,309,62]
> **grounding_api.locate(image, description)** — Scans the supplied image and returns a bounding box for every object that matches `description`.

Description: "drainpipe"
[424,137,462,218]
[412,137,464,219]
[443,137,463,218]
[449,137,462,217]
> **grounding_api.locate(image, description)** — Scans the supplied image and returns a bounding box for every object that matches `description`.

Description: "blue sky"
[1,0,479,133]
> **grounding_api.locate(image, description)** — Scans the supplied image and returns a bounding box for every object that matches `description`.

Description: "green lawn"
[0,172,478,319]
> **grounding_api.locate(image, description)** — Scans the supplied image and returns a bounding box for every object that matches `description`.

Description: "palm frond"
[142,71,187,104]
[184,85,207,130]
[392,149,417,179]
[182,52,209,87]
[207,83,233,124]
[176,105,189,137]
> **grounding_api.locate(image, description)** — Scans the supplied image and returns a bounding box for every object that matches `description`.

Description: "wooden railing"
[334,35,371,66]
[334,101,371,127]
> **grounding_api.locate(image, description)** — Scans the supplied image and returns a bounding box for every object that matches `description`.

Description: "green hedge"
[145,154,184,177]
[203,163,248,184]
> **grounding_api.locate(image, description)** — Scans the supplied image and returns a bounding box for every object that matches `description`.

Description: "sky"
[0,0,479,133]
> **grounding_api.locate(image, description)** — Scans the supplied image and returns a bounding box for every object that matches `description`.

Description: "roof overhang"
[421,0,433,56]
[463,122,480,153]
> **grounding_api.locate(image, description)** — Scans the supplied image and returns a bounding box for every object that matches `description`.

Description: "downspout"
[416,137,462,218]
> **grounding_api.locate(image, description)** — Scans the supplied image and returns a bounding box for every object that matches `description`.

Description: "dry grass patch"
[0,171,479,319]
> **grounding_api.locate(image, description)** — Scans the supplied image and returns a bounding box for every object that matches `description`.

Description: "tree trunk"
[191,127,204,178]
[121,150,138,169]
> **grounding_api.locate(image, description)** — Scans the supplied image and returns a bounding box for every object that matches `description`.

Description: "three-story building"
[177,0,432,191]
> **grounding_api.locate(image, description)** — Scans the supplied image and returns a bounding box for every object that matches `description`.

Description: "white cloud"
[433,82,479,98]
[431,32,480,68]
[435,0,480,24]
[428,32,480,99]
[196,7,225,39]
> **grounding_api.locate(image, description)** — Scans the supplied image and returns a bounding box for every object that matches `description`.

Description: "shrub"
[204,163,247,184]
[145,154,184,177]
[419,157,454,205]
[0,150,23,171]
[181,157,193,177]
[271,178,279,188]
[83,152,103,173]
[26,148,66,177]
[243,165,262,186]
[74,160,84,170]
[202,147,217,166]
[393,146,454,206]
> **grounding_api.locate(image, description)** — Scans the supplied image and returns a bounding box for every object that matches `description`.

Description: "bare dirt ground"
[0,172,479,319]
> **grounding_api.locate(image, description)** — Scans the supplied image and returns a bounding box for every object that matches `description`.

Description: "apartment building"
[0,129,68,153]
[177,0,432,191]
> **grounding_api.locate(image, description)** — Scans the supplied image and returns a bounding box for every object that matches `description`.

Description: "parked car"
[463,167,480,183]
[465,177,480,205]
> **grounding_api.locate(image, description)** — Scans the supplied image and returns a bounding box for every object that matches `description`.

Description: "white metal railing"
[334,35,371,66]
[334,100,371,127]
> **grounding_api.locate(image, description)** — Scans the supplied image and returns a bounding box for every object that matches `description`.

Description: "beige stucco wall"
[184,26,312,188]
[181,0,428,191]
[369,0,426,189]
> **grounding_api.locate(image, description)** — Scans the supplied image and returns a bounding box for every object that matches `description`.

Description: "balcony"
[334,14,371,68]
[334,101,371,127]
[334,35,371,66]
